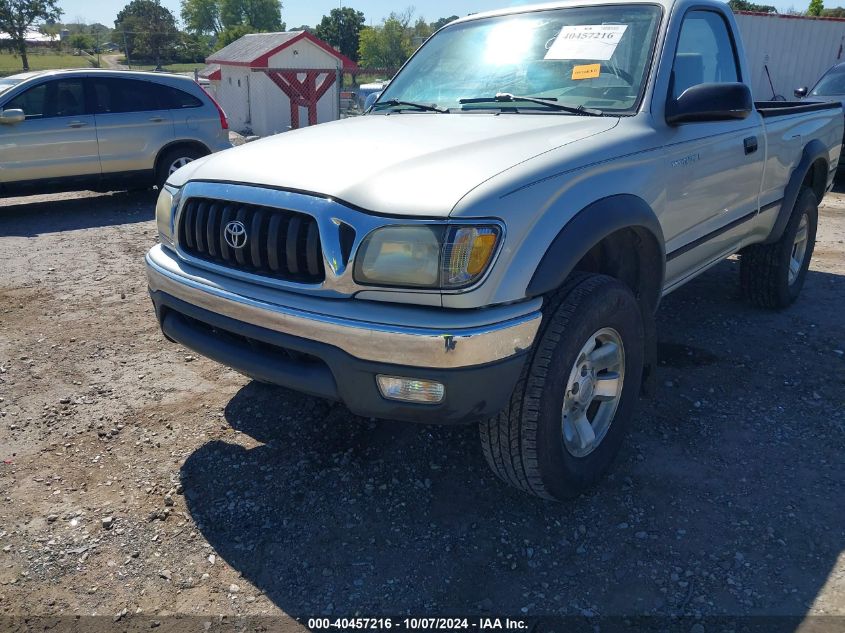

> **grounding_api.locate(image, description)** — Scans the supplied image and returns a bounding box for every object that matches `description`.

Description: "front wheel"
[479,273,645,500]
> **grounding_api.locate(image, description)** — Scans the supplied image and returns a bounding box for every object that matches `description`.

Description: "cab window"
[672,11,740,99]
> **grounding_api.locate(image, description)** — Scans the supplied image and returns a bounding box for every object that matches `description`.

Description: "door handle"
[67,120,87,128]
[149,116,165,122]
[743,136,758,155]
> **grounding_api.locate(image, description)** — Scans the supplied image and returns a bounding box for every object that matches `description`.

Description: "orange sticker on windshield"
[571,63,601,80]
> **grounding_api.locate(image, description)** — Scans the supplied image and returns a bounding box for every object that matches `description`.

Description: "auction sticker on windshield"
[545,24,629,60]
[572,63,601,79]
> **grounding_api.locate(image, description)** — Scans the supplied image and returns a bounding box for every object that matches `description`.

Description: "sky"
[59,0,530,28]
[53,0,812,30]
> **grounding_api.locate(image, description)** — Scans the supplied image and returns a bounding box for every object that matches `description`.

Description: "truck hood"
[174,113,618,216]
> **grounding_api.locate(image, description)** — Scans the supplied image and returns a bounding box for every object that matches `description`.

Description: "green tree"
[808,0,824,14]
[822,5,845,14]
[115,0,179,67]
[315,7,365,61]
[727,0,777,11]
[430,15,458,31]
[358,12,416,68]
[68,32,93,50]
[411,15,430,45]
[0,0,63,70]
[181,0,221,36]
[220,0,283,31]
[218,22,255,46]
[174,31,211,62]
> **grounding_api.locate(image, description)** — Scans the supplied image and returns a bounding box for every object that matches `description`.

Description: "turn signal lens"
[376,375,445,403]
[441,226,500,288]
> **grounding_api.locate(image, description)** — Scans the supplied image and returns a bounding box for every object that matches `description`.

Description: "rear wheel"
[156,146,207,189]
[479,273,644,500]
[740,187,818,309]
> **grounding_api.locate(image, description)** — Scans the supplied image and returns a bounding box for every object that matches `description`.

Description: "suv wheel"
[479,273,645,500]
[740,186,818,309]
[156,147,206,189]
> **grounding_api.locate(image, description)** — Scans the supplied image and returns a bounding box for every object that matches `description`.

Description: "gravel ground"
[0,185,843,627]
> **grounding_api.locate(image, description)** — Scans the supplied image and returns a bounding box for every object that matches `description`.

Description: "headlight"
[353,224,501,289]
[155,184,181,249]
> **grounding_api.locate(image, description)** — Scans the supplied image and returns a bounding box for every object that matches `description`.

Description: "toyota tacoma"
[146,0,843,500]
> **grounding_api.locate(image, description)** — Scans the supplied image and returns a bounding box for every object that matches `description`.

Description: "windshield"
[811,67,845,97]
[376,5,662,114]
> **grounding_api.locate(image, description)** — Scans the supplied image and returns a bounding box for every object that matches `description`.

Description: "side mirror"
[666,82,752,126]
[364,91,382,111]
[794,86,808,98]
[0,108,25,125]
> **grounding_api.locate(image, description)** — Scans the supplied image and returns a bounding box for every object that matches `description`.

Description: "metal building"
[735,11,845,100]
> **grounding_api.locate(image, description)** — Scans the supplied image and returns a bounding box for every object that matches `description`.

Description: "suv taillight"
[207,93,228,130]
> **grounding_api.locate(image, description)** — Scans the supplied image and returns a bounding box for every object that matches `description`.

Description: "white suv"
[0,68,232,196]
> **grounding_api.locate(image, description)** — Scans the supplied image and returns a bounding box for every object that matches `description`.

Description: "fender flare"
[526,194,666,310]
[764,139,829,245]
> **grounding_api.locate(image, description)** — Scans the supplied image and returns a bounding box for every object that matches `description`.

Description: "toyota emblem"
[224,220,248,249]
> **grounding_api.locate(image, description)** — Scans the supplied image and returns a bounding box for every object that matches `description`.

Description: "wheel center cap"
[577,376,595,406]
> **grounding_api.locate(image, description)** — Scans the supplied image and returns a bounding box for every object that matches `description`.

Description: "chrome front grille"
[177,197,325,284]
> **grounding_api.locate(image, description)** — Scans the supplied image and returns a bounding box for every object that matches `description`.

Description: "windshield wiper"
[458,93,602,116]
[371,99,449,113]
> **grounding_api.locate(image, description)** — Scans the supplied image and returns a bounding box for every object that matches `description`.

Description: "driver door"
[662,10,765,288]
[0,77,99,189]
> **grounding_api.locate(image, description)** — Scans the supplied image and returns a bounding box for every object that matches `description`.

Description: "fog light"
[376,375,445,404]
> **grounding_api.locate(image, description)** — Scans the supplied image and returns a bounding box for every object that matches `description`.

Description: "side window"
[160,85,202,109]
[5,83,48,119]
[52,80,85,117]
[5,80,85,119]
[92,78,164,114]
[672,11,740,99]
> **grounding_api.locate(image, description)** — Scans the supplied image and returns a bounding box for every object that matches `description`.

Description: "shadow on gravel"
[181,261,845,618]
[0,190,156,236]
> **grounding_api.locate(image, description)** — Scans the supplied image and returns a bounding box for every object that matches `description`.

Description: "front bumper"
[146,245,542,423]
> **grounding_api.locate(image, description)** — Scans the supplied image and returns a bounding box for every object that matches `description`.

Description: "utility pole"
[122,30,131,69]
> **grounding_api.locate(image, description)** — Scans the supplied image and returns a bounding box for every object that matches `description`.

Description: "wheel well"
[155,140,211,174]
[572,227,663,314]
[803,157,828,202]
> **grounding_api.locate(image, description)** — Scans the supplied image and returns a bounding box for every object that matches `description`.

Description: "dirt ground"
[0,184,844,629]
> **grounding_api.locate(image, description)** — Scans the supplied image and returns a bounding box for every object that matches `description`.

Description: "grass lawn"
[0,52,92,75]
[119,59,204,73]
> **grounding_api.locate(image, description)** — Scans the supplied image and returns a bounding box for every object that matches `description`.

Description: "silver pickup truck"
[146,0,843,500]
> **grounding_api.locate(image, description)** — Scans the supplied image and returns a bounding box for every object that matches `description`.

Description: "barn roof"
[198,63,221,81]
[207,31,357,70]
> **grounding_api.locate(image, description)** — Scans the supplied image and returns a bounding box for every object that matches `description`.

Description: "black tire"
[479,273,645,500]
[156,146,207,190]
[740,187,818,309]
